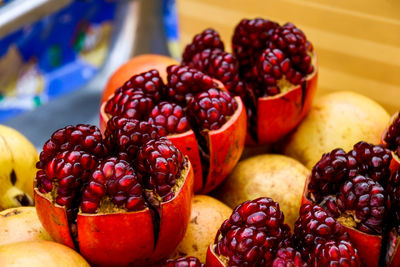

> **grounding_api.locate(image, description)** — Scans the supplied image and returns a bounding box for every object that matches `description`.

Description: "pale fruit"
[169,195,232,262]
[0,125,37,210]
[283,91,390,169]
[214,154,309,229]
[0,241,90,266]
[0,207,52,246]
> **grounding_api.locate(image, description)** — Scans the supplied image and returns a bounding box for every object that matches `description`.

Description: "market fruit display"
[101,54,179,103]
[0,125,37,210]
[206,197,360,266]
[170,195,232,262]
[382,110,400,172]
[100,67,246,194]
[182,19,318,144]
[0,241,90,266]
[214,154,308,229]
[301,141,400,266]
[283,91,390,169]
[0,207,52,246]
[33,122,194,266]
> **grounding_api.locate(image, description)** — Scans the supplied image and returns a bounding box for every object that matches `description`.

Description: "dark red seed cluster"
[214,197,292,266]
[148,102,190,136]
[309,240,360,267]
[36,121,187,217]
[384,112,400,156]
[293,204,349,259]
[307,141,392,236]
[137,137,185,201]
[272,247,307,267]
[165,256,205,267]
[105,70,164,120]
[188,88,237,131]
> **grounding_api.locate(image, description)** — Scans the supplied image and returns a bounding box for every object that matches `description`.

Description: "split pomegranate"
[182,19,318,144]
[100,67,246,194]
[206,198,360,266]
[382,111,400,173]
[301,141,400,267]
[34,122,194,266]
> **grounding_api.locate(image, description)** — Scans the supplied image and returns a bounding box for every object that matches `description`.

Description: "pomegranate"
[382,111,400,173]
[34,122,194,266]
[182,20,318,144]
[301,141,400,267]
[0,240,90,266]
[100,67,246,194]
[165,256,205,267]
[206,198,360,266]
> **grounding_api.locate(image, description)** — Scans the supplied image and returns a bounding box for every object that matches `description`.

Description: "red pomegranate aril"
[166,256,205,267]
[309,240,360,267]
[182,28,224,64]
[148,102,190,136]
[384,114,400,156]
[272,247,307,267]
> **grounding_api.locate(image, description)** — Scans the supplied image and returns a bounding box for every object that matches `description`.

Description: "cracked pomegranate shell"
[34,124,194,266]
[183,21,318,145]
[100,67,246,194]
[382,111,400,174]
[301,141,396,267]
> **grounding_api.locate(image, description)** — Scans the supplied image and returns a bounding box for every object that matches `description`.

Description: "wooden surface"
[176,0,400,114]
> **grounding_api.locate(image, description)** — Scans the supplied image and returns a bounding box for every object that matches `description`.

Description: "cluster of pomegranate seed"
[105,67,237,134]
[183,19,314,142]
[35,120,188,220]
[306,141,391,235]
[384,112,400,157]
[165,256,205,267]
[210,199,360,266]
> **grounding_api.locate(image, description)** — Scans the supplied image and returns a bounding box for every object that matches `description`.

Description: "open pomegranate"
[34,122,194,266]
[206,197,361,266]
[301,141,400,267]
[181,19,318,145]
[382,111,400,173]
[165,256,205,267]
[100,67,246,194]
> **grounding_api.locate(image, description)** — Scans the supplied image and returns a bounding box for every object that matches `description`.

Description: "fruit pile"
[1,15,399,267]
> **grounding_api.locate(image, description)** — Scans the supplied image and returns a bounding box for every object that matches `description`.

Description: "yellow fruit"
[0,207,52,246]
[0,241,90,266]
[0,125,37,210]
[170,195,232,263]
[214,154,308,229]
[283,91,390,169]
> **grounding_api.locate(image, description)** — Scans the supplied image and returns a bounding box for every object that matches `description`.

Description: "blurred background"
[1,0,400,148]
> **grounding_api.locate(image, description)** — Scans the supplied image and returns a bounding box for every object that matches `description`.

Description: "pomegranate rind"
[34,190,75,249]
[381,112,400,173]
[34,160,194,267]
[202,96,246,193]
[250,54,318,145]
[301,175,382,267]
[167,131,203,193]
[206,244,226,267]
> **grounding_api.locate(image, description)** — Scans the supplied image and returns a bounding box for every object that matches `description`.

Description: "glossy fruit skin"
[34,160,194,267]
[382,111,400,174]
[301,175,382,267]
[206,244,225,267]
[251,62,318,144]
[100,95,246,194]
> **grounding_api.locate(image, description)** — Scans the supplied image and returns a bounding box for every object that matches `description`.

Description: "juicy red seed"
[80,157,146,214]
[37,124,107,168]
[137,138,185,200]
[165,256,205,267]
[166,65,217,104]
[148,102,190,136]
[309,240,360,267]
[293,204,349,260]
[384,112,400,156]
[104,116,160,160]
[182,28,224,64]
[187,88,237,131]
[272,247,307,267]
